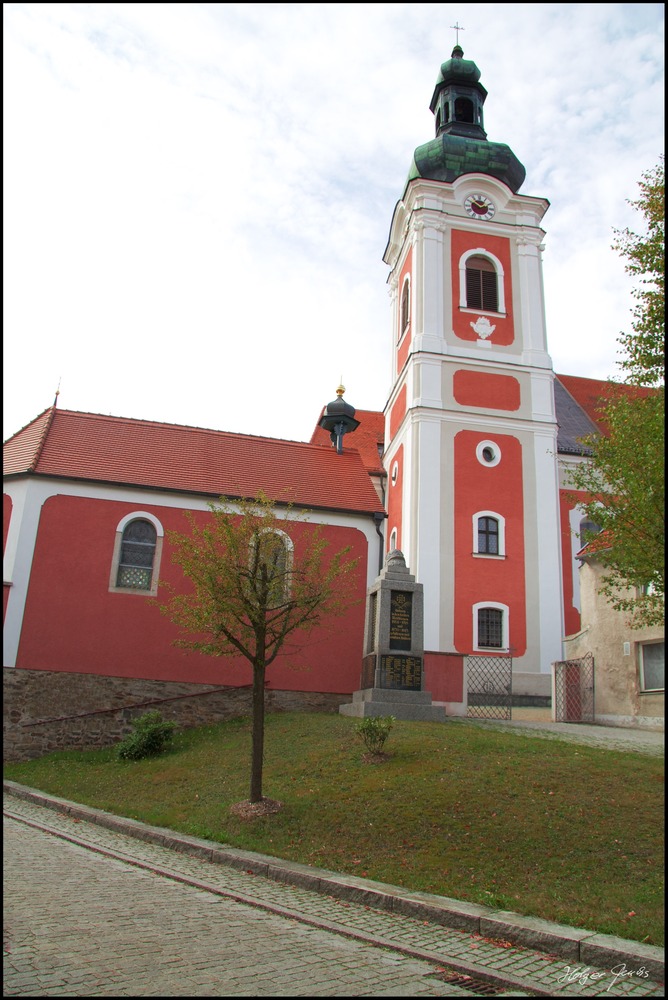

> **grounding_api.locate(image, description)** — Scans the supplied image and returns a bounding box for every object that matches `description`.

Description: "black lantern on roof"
[318,384,360,454]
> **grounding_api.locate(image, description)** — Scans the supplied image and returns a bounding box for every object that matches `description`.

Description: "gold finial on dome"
[336,380,345,396]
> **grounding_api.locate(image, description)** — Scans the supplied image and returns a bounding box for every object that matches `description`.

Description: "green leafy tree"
[159,493,359,806]
[568,160,664,627]
[612,158,664,387]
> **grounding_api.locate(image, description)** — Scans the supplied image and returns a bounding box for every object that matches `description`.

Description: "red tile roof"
[4,409,385,515]
[556,374,656,435]
[310,409,385,474]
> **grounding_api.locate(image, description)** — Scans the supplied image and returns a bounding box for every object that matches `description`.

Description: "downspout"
[373,511,386,575]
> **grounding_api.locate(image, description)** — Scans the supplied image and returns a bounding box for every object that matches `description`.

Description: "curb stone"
[4,779,664,984]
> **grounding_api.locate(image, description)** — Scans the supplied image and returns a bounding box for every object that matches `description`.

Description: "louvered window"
[466,256,498,312]
[116,519,157,590]
[478,517,499,555]
[478,607,504,649]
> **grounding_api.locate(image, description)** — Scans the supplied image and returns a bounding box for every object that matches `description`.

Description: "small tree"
[159,493,359,806]
[567,160,664,626]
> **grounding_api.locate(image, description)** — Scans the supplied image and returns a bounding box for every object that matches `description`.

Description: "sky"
[3,3,664,444]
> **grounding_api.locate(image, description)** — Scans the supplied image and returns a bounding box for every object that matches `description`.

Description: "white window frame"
[473,511,506,557]
[109,511,164,596]
[638,641,665,693]
[476,439,502,468]
[250,528,294,603]
[473,601,509,652]
[459,248,506,315]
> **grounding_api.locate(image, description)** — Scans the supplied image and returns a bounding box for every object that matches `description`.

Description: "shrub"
[356,715,395,755]
[117,710,176,761]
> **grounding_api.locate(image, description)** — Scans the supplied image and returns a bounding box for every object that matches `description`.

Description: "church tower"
[382,46,563,683]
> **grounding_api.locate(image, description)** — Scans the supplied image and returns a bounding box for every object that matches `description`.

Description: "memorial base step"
[339,687,446,722]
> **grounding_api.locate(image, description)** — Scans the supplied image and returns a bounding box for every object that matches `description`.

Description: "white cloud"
[3,2,664,442]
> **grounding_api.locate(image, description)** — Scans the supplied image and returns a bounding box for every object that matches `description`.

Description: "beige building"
[562,554,664,730]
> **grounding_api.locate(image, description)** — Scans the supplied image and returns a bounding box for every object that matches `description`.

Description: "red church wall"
[16,494,369,693]
[386,444,404,553]
[396,247,413,373]
[450,229,514,345]
[559,489,583,637]
[453,431,527,654]
[453,370,521,411]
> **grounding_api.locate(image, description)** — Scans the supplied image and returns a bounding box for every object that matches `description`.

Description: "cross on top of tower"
[450,21,465,45]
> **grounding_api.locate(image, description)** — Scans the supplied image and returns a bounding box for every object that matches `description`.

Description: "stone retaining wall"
[3,667,345,761]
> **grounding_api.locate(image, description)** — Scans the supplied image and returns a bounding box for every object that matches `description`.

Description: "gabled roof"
[4,409,385,516]
[555,374,658,453]
[553,376,599,455]
[310,409,386,475]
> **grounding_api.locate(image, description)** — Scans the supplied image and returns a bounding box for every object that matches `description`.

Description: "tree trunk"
[249,660,266,802]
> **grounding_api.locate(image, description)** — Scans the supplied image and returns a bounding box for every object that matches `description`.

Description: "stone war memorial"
[339,550,446,722]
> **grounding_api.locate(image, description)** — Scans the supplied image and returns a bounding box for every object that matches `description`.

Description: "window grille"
[466,256,498,312]
[116,519,157,590]
[478,607,503,649]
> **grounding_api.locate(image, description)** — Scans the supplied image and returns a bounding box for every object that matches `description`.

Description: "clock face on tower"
[464,194,496,221]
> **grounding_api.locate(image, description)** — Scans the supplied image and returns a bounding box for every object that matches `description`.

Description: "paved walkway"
[4,779,664,998]
[449,718,664,756]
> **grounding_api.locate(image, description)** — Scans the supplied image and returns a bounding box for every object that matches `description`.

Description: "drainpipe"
[373,511,386,575]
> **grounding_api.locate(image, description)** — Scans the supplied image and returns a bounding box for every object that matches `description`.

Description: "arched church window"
[466,255,498,312]
[473,511,505,556]
[110,512,164,595]
[400,277,411,337]
[116,519,157,590]
[250,530,293,607]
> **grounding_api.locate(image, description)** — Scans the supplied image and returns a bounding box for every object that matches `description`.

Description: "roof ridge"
[51,409,339,450]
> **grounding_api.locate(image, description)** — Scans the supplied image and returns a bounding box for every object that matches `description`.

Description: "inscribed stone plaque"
[380,655,422,691]
[389,591,412,650]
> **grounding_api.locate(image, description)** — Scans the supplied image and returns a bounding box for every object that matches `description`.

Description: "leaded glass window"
[478,516,499,555]
[116,519,157,590]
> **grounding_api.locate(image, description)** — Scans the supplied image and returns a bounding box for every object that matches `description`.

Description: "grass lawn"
[4,712,664,946]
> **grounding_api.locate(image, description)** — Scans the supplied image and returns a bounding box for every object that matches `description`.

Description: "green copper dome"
[430,45,484,104]
[408,134,526,192]
[408,47,526,194]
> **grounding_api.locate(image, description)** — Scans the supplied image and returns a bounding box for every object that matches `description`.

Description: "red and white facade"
[382,174,564,688]
[3,48,622,705]
[3,410,384,696]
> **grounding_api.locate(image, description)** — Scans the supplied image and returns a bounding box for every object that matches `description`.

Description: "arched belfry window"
[459,249,505,315]
[110,512,164,595]
[466,255,498,312]
[454,97,474,123]
[400,276,411,338]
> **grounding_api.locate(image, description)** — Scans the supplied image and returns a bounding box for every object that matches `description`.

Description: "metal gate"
[553,653,595,723]
[466,655,513,720]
